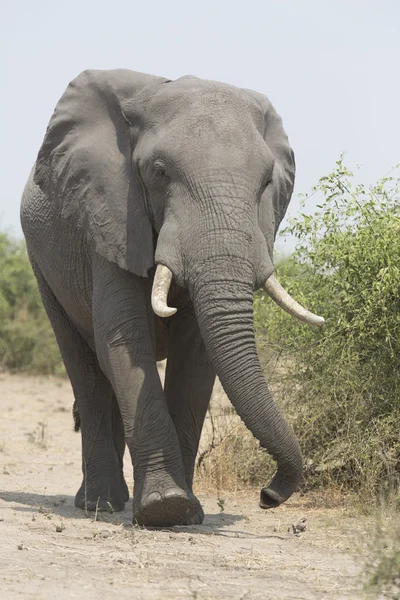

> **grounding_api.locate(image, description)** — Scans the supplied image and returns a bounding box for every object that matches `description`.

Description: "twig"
[94,497,100,522]
[196,408,216,470]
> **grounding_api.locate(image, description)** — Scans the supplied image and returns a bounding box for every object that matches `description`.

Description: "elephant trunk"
[189,265,303,506]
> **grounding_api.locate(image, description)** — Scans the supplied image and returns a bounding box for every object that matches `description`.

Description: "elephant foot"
[133,487,204,527]
[75,472,129,513]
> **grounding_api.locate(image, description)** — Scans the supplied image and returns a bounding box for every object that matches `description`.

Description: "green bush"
[255,157,400,502]
[0,232,64,374]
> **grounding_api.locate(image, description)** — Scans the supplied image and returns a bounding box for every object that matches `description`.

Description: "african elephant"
[20,69,324,527]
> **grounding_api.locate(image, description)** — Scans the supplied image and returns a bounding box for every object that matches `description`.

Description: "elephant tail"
[72,401,81,432]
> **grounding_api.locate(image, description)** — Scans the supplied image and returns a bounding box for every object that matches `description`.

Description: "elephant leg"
[164,304,216,490]
[72,391,128,506]
[30,262,129,512]
[92,255,203,527]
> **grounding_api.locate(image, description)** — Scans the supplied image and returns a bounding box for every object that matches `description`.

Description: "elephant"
[20,69,324,527]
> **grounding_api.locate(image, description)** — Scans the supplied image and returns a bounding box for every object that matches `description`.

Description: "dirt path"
[0,373,367,599]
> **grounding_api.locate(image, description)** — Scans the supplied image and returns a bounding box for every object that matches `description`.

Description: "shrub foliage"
[0,232,63,374]
[255,157,400,500]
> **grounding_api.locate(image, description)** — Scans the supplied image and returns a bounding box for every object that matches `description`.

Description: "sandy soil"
[0,372,368,599]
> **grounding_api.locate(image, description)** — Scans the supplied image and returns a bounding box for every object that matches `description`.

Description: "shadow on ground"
[0,491,265,537]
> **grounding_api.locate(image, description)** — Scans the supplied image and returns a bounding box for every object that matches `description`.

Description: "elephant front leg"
[92,256,204,527]
[164,305,216,491]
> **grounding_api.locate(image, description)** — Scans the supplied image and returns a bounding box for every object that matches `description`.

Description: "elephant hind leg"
[30,261,129,512]
[72,392,126,500]
[71,394,128,502]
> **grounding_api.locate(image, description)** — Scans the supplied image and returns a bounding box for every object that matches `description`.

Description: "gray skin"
[21,69,300,527]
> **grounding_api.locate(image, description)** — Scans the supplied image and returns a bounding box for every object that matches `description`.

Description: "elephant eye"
[152,160,170,182]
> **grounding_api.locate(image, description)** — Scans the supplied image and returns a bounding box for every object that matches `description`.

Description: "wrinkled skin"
[21,70,302,527]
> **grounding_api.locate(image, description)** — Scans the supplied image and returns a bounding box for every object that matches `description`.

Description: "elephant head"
[34,69,324,507]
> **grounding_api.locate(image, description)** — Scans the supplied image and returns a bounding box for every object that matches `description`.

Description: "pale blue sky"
[2,0,399,252]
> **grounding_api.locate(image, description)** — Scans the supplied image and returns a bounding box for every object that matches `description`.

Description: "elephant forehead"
[147,82,262,129]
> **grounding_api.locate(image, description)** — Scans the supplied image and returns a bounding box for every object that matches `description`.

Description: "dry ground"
[0,370,370,599]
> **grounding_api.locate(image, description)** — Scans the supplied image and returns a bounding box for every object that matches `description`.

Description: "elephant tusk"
[263,274,325,327]
[151,264,177,318]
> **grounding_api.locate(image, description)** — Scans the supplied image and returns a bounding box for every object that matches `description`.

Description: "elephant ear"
[244,89,295,253]
[34,69,168,277]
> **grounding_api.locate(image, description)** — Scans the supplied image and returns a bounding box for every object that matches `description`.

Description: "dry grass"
[25,420,48,449]
[194,403,359,512]
[194,368,373,513]
[194,375,274,495]
[363,504,400,599]
[196,415,274,494]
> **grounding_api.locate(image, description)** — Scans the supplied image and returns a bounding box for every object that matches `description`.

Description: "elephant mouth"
[151,263,325,327]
